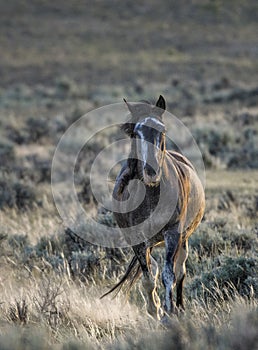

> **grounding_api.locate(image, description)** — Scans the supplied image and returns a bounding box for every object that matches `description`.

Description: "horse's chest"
[113,180,176,229]
[131,186,160,221]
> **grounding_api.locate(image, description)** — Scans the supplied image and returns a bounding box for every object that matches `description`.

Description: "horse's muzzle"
[143,171,161,187]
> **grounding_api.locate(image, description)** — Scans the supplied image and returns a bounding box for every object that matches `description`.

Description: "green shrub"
[69,251,100,280]
[190,256,258,301]
[14,182,36,209]
[0,138,15,167]
[0,179,16,208]
[0,175,36,210]
[189,224,227,257]
[25,117,50,143]
[192,125,235,157]
[55,76,79,97]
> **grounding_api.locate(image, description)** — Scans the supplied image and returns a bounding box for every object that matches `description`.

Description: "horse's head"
[122,95,166,187]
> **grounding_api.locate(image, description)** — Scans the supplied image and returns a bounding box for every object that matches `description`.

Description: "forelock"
[135,117,165,132]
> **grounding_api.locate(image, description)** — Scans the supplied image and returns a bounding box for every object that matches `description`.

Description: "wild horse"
[102,96,205,319]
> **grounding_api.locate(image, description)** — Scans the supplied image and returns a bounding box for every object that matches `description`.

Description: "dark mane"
[167,151,195,171]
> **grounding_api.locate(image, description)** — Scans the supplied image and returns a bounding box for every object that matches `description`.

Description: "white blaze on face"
[135,117,164,170]
[137,130,148,167]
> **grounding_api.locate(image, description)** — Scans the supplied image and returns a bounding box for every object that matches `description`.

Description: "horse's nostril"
[144,164,156,177]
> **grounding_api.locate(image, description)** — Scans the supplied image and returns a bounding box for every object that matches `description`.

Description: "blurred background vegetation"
[0,0,257,349]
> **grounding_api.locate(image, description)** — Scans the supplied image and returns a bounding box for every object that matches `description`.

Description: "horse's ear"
[123,98,134,115]
[122,98,135,136]
[155,95,166,111]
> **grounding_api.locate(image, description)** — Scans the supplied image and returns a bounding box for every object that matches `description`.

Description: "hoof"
[160,314,173,328]
[177,305,185,315]
[160,306,180,328]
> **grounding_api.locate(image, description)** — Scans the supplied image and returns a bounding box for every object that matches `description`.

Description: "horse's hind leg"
[162,229,181,315]
[148,251,161,316]
[175,239,188,310]
[133,243,159,318]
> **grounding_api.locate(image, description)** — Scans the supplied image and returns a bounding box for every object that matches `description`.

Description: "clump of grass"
[8,300,29,325]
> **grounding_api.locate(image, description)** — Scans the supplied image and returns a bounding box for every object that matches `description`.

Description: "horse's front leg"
[133,243,160,318]
[175,239,188,310]
[162,228,181,315]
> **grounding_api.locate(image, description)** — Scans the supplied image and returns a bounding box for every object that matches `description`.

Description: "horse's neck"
[135,159,144,180]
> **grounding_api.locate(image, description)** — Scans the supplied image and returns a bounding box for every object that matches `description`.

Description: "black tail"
[100,255,141,299]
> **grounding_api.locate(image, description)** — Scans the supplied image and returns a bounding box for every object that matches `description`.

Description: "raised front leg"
[133,243,160,318]
[162,228,181,315]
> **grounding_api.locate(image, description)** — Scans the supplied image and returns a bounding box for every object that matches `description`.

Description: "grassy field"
[0,1,257,349]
